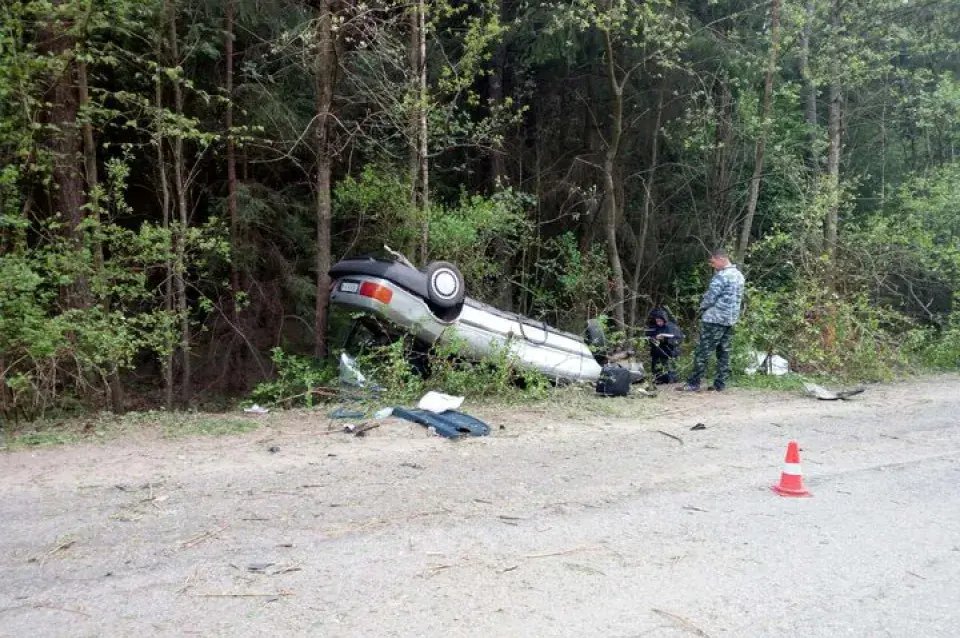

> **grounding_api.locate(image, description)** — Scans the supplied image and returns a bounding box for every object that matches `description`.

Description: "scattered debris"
[391,407,491,438]
[400,462,424,470]
[28,539,76,566]
[246,562,275,573]
[374,407,394,419]
[683,505,708,512]
[329,407,365,419]
[656,429,684,445]
[353,423,380,437]
[652,608,711,637]
[243,404,270,414]
[690,423,706,431]
[803,382,865,401]
[744,350,789,376]
[267,446,280,454]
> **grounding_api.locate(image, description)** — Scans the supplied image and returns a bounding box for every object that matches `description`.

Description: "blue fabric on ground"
[390,407,491,438]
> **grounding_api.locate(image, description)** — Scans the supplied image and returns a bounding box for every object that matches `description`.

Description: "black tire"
[424,261,466,308]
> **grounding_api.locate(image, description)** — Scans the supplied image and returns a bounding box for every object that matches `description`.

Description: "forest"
[1,0,958,419]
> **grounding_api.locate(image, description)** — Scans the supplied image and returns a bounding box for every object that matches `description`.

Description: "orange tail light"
[359,281,393,304]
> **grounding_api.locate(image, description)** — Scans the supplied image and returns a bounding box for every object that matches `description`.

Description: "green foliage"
[248,348,338,409]
[735,283,907,381]
[529,232,610,330]
[428,187,534,300]
[334,165,418,254]
[904,324,960,371]
[354,334,551,405]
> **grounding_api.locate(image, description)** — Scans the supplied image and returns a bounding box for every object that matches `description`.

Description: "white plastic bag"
[417,391,464,414]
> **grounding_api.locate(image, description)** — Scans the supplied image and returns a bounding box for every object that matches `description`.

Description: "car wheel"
[424,261,466,308]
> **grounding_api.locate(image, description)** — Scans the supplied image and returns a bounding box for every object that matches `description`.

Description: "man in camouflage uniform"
[678,249,745,392]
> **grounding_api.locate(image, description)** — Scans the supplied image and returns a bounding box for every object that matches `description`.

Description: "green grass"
[1,409,264,451]
[160,416,259,438]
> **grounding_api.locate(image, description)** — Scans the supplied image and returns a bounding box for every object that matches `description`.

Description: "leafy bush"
[247,348,338,408]
[903,323,960,371]
[735,283,906,381]
[353,333,551,404]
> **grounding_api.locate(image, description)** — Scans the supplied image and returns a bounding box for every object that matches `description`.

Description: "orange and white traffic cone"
[772,440,812,497]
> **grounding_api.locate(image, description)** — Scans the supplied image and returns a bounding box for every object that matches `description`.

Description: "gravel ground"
[2,375,959,637]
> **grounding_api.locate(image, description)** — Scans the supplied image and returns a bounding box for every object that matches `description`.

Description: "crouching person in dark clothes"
[646,309,684,384]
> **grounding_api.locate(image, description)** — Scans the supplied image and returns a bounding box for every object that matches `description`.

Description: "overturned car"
[328,251,641,384]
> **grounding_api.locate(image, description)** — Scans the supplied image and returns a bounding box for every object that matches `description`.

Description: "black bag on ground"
[596,365,630,397]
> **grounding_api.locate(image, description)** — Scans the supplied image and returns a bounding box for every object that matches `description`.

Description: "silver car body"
[330,274,604,383]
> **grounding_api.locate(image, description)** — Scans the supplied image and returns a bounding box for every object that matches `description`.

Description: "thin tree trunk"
[800,0,818,174]
[416,0,429,264]
[629,89,663,329]
[79,57,125,412]
[314,0,336,359]
[713,79,734,240]
[488,0,506,190]
[156,77,174,411]
[825,80,841,263]
[602,29,626,329]
[737,0,781,260]
[168,0,191,406]
[408,4,420,256]
[225,0,240,320]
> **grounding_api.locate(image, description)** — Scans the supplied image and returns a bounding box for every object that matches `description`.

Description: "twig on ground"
[28,540,75,566]
[34,603,90,617]
[177,566,200,594]
[656,430,684,445]
[180,525,227,550]
[523,546,597,560]
[354,423,381,437]
[194,590,294,598]
[652,608,711,637]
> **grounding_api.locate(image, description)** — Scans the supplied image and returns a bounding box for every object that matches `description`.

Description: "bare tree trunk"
[79,57,125,412]
[713,79,734,240]
[488,0,506,190]
[737,0,781,260]
[155,77,174,411]
[800,0,818,173]
[825,80,841,263]
[225,0,240,320]
[167,0,191,406]
[408,4,420,258]
[313,0,337,359]
[629,90,663,329]
[41,2,88,308]
[602,29,626,329]
[416,0,429,264]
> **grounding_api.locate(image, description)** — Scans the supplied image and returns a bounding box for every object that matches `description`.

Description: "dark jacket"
[646,309,684,359]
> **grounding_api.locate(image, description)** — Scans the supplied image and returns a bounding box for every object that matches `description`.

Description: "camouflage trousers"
[687,321,735,389]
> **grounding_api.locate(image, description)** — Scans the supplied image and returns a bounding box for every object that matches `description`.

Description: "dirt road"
[2,376,959,637]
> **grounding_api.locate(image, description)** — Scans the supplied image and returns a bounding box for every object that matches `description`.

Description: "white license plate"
[339,281,360,293]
